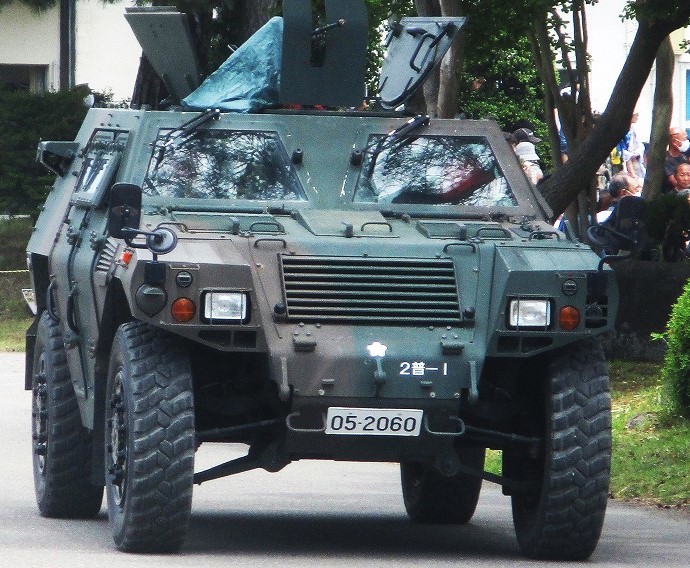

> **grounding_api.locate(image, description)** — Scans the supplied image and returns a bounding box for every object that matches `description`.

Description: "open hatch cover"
[378,17,466,109]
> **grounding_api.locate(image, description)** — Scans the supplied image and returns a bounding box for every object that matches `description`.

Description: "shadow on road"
[185,510,519,559]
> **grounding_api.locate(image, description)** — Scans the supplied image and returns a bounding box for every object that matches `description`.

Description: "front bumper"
[283,396,468,463]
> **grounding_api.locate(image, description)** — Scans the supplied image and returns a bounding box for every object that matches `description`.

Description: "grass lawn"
[0,317,32,352]
[0,217,34,352]
[609,360,690,508]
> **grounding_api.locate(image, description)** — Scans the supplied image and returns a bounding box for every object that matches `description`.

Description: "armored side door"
[50,129,129,428]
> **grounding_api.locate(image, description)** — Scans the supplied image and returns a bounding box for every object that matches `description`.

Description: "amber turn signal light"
[171,297,196,322]
[559,306,580,330]
[120,249,133,266]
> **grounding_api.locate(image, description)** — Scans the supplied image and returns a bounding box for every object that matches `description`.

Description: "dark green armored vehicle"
[25,0,616,559]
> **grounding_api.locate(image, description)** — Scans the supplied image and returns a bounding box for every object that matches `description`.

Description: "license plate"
[325,407,423,436]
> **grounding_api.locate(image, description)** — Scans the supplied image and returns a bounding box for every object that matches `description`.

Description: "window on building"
[0,64,48,93]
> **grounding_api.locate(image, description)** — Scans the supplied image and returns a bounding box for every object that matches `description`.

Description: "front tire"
[31,312,103,518]
[105,322,195,553]
[401,446,485,524]
[509,339,611,560]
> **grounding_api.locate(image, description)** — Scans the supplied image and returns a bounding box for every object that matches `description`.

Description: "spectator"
[470,77,486,91]
[622,112,645,180]
[662,127,690,194]
[673,162,690,196]
[558,128,569,163]
[597,173,638,223]
[510,128,543,185]
[596,189,612,222]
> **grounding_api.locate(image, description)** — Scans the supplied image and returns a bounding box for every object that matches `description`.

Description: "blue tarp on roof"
[182,17,282,113]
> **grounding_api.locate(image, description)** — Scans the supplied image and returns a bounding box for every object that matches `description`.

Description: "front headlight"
[508,298,551,329]
[203,291,248,322]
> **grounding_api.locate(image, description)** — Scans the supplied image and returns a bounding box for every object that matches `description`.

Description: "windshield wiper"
[364,114,430,179]
[151,108,221,171]
[380,209,491,221]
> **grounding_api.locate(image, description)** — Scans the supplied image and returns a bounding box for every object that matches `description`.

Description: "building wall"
[0,3,61,91]
[587,1,690,141]
[74,0,141,101]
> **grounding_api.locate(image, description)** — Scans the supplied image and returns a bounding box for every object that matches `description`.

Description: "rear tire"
[509,339,611,560]
[401,446,485,524]
[31,312,103,518]
[105,322,195,552]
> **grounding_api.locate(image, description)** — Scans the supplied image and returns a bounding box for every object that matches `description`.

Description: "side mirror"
[108,183,142,239]
[37,141,79,177]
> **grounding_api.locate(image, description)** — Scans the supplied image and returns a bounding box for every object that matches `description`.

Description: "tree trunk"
[413,1,440,20]
[413,0,463,118]
[643,36,674,201]
[232,0,279,45]
[436,0,463,118]
[528,19,562,167]
[131,55,168,110]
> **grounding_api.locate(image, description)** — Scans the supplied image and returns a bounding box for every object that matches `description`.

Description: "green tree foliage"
[658,280,690,418]
[0,85,91,214]
[457,35,547,162]
[393,2,548,160]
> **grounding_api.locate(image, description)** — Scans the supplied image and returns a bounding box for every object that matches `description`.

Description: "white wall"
[586,1,690,141]
[75,0,141,101]
[586,1,652,140]
[0,3,60,90]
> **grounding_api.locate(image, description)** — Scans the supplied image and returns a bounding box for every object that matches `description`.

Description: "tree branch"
[539,15,682,215]
[643,36,674,201]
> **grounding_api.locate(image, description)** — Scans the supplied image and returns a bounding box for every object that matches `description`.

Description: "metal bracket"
[285,411,326,433]
[423,415,466,437]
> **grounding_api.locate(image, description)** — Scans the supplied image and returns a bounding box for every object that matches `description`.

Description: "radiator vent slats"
[95,238,119,274]
[281,256,461,325]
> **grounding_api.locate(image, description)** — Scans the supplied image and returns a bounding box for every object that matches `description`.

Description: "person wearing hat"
[511,128,544,184]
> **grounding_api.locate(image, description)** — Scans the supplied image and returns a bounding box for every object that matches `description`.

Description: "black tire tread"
[32,312,103,518]
[107,321,194,553]
[401,447,485,525]
[513,339,611,560]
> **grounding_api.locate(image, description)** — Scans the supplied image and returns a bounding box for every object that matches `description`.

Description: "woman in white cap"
[511,128,544,184]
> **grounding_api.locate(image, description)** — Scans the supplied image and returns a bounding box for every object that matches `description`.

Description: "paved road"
[2,351,689,567]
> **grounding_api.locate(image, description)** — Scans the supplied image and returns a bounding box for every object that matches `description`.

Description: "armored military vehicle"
[25,0,616,559]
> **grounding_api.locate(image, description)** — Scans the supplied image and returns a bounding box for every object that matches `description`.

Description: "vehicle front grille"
[280,256,461,325]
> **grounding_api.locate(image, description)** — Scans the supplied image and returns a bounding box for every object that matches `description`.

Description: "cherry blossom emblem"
[366,341,388,358]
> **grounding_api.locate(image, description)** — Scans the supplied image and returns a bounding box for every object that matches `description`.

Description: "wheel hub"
[108,371,128,506]
[32,354,48,474]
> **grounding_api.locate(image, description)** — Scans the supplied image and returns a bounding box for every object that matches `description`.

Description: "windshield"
[354,135,517,207]
[143,130,306,201]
